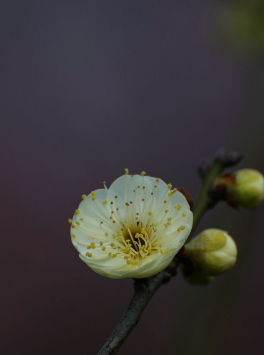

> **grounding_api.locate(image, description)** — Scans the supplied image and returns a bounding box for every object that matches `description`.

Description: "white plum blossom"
[70,171,193,279]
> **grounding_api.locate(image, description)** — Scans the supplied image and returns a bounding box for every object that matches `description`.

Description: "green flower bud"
[181,269,214,285]
[184,229,237,276]
[227,169,264,209]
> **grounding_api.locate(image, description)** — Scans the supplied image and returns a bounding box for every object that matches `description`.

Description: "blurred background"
[1,1,264,354]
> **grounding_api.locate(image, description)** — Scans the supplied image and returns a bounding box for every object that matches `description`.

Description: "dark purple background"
[1,1,264,354]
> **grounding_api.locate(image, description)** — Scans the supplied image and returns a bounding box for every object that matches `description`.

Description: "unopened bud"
[181,267,214,285]
[227,169,264,209]
[184,229,237,276]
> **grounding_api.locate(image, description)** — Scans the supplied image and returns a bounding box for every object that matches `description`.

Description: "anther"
[103,200,108,205]
[174,204,181,210]
[68,219,72,224]
[91,191,96,196]
[141,171,146,176]
[82,194,87,200]
[86,252,92,257]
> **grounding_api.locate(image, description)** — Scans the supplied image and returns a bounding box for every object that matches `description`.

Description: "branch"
[97,149,242,355]
[190,149,242,236]
[98,261,177,355]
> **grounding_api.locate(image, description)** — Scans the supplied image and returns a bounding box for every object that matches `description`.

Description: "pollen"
[103,200,108,205]
[92,197,96,201]
[68,219,72,224]
[82,194,87,200]
[125,168,129,174]
[148,211,153,216]
[141,171,146,176]
[91,191,96,196]
[174,204,181,210]
[168,183,172,189]
[86,252,92,257]
[105,232,108,236]
[72,234,76,238]
[90,242,96,249]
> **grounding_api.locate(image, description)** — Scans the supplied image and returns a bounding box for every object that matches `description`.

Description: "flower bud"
[183,229,237,276]
[181,268,214,285]
[226,169,264,209]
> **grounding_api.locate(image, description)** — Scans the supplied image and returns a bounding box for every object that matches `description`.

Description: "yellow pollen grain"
[86,252,92,257]
[72,234,76,238]
[102,246,106,251]
[173,188,177,193]
[103,200,108,205]
[108,253,112,257]
[76,221,80,225]
[148,211,153,216]
[131,175,134,177]
[72,224,75,228]
[174,204,181,210]
[182,213,186,217]
[125,168,129,174]
[80,218,84,221]
[126,222,130,228]
[105,232,108,236]
[91,191,96,196]
[90,242,96,249]
[82,194,87,200]
[111,243,115,247]
[164,200,167,203]
[92,197,96,201]
[168,192,172,196]
[165,209,169,213]
[68,219,72,224]
[168,183,172,189]
[156,179,159,182]
[141,171,146,176]
[100,241,104,246]
[103,181,106,185]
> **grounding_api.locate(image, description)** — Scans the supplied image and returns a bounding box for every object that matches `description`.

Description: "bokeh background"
[1,1,264,354]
